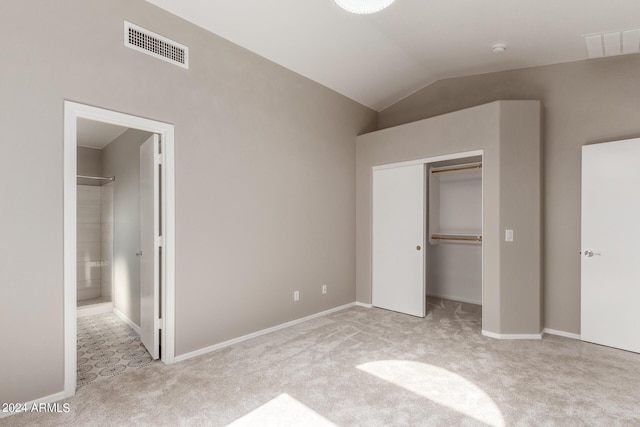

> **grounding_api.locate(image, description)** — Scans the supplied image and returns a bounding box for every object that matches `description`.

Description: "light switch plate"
[505,229,514,242]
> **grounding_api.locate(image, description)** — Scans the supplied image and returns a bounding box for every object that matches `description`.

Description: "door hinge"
[155,154,163,165]
[156,236,164,247]
[155,318,164,330]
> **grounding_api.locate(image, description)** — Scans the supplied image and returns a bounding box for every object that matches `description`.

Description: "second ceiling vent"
[584,28,640,59]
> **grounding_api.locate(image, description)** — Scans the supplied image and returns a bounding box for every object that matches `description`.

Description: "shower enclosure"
[77,175,114,308]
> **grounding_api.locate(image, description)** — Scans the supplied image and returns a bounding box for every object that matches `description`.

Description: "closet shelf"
[431,234,482,242]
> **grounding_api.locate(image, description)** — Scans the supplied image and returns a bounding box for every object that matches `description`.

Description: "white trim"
[371,150,483,171]
[162,127,176,364]
[113,308,142,335]
[174,303,355,363]
[482,330,543,340]
[77,302,113,318]
[355,301,372,308]
[0,391,66,419]
[63,102,77,397]
[543,328,581,340]
[64,101,176,400]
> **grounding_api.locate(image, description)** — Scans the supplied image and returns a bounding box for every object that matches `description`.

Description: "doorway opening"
[371,150,483,324]
[426,155,483,306]
[64,101,175,397]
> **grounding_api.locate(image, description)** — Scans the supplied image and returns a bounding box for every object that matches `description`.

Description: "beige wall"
[103,129,153,326]
[0,0,376,403]
[499,105,543,333]
[356,101,541,335]
[379,54,640,334]
[77,147,103,182]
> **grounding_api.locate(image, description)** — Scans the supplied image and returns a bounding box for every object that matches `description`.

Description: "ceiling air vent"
[584,28,640,59]
[124,21,189,69]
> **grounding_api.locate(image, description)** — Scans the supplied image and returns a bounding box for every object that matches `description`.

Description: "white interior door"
[582,137,640,353]
[372,164,426,317]
[140,134,160,359]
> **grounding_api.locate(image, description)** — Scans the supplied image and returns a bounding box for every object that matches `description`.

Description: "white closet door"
[372,164,426,317]
[140,134,160,359]
[581,137,640,353]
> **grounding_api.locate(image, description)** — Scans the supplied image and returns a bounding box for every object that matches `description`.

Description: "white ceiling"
[77,118,128,149]
[146,0,640,111]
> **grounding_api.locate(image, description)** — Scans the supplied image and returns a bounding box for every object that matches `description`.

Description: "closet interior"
[426,155,483,306]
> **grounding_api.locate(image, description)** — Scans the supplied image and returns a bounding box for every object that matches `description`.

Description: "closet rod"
[77,175,116,182]
[431,234,482,242]
[431,163,482,174]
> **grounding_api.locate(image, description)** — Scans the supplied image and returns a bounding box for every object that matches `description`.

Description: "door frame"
[63,101,176,398]
[371,149,484,318]
[139,134,161,359]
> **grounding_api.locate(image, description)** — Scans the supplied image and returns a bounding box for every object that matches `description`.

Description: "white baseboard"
[543,328,581,340]
[174,303,356,363]
[113,308,141,335]
[77,301,113,318]
[0,391,66,419]
[482,330,543,340]
[355,302,372,308]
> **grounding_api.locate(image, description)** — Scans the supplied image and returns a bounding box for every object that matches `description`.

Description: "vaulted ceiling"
[147,0,640,110]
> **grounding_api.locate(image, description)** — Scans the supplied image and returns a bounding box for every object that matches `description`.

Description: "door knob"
[416,245,421,251]
[136,251,143,257]
[583,250,601,257]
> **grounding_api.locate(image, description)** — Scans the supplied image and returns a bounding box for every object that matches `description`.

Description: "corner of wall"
[497,101,542,334]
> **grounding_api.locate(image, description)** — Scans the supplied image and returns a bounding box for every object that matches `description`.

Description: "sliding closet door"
[372,164,426,317]
[582,137,640,353]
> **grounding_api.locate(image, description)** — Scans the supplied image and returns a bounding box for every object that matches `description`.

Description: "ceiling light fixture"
[334,0,395,14]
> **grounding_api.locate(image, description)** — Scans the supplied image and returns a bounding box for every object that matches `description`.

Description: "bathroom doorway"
[75,120,154,387]
[63,101,176,398]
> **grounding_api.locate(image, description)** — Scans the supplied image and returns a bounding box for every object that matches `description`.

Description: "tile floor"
[76,312,153,388]
[77,296,111,307]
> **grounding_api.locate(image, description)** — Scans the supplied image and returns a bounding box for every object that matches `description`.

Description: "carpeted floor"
[5,298,640,426]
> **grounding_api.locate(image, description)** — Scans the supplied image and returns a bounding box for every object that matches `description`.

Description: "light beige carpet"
[5,298,640,426]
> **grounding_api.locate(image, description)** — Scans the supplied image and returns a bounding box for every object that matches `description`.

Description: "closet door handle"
[416,245,421,251]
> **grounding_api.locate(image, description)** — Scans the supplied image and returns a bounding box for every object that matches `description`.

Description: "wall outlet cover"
[505,229,514,242]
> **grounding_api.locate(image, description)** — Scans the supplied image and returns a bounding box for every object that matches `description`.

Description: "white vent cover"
[124,21,189,69]
[584,28,640,59]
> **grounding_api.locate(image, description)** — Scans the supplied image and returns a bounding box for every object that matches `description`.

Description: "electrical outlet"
[322,284,327,295]
[293,291,300,302]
